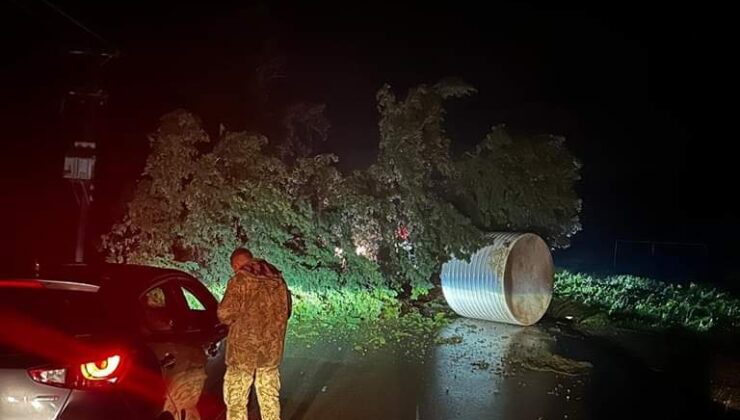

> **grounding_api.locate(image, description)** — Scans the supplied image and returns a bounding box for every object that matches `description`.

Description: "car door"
[138,277,211,420]
[170,277,227,419]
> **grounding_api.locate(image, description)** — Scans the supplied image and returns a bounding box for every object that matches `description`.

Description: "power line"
[38,0,113,48]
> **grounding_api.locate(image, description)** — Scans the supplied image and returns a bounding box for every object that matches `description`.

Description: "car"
[0,263,233,420]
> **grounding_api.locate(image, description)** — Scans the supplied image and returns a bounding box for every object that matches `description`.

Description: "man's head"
[230,247,254,273]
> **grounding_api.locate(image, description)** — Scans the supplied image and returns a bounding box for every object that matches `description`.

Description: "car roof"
[0,263,195,294]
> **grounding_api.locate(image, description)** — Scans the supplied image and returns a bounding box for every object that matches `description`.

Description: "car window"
[144,287,167,308]
[174,281,215,333]
[140,285,176,333]
[181,286,206,311]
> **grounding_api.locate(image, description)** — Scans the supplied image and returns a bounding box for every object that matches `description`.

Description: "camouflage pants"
[164,368,207,420]
[224,366,281,420]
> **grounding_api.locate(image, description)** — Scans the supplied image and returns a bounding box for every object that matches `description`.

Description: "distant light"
[565,316,574,320]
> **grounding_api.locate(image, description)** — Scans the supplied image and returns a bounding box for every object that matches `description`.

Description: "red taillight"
[80,355,122,382]
[28,353,126,389]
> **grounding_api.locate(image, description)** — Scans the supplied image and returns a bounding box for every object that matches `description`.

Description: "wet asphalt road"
[275,319,737,420]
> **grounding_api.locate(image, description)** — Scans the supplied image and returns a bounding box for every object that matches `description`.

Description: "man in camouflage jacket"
[218,248,292,420]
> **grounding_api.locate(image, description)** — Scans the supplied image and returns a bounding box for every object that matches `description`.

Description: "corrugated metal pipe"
[441,233,554,326]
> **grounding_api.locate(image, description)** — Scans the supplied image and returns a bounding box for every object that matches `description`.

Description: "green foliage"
[454,126,582,248]
[103,109,368,293]
[103,80,581,308]
[345,81,487,292]
[553,271,740,333]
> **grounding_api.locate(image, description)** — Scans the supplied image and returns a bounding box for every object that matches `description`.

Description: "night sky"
[1,1,735,282]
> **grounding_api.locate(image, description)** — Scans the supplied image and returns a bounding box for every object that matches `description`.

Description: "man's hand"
[217,277,242,325]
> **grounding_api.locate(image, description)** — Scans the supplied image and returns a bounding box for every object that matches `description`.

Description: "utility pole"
[32,0,118,263]
[61,49,115,262]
